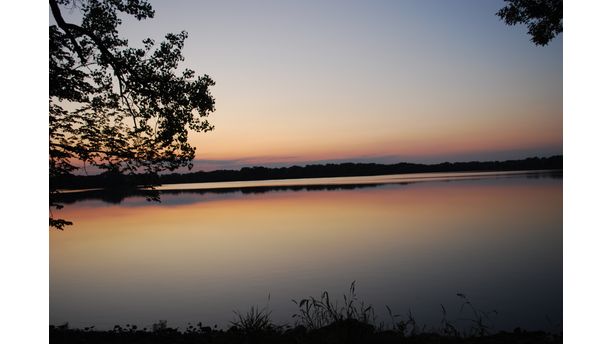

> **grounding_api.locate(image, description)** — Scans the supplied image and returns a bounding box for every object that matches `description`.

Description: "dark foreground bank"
[50,323,561,344]
[50,285,561,343]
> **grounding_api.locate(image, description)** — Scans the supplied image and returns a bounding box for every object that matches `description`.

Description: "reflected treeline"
[55,183,386,205]
[55,170,561,205]
[525,171,562,179]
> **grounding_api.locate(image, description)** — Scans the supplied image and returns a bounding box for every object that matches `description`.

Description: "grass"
[292,281,376,330]
[230,294,282,335]
[50,283,561,344]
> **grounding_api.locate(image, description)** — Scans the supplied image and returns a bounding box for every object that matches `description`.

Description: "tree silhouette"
[496,0,563,46]
[49,0,216,229]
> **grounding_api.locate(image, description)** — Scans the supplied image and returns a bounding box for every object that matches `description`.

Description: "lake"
[50,170,562,332]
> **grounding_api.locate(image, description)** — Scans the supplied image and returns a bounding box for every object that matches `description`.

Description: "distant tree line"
[52,156,561,190]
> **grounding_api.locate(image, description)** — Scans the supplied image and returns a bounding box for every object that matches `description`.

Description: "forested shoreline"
[53,156,562,190]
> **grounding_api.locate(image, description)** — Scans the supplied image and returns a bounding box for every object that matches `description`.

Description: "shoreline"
[52,156,562,192]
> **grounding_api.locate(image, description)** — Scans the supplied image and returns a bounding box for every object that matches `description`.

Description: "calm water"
[50,171,562,331]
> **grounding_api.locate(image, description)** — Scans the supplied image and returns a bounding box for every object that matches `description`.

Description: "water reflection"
[50,171,562,332]
[56,170,561,205]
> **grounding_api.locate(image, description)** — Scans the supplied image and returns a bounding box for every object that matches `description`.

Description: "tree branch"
[49,0,87,64]
[49,0,134,87]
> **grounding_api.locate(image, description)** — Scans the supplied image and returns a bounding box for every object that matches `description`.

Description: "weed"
[292,281,376,330]
[456,293,498,336]
[230,294,282,334]
[439,303,460,336]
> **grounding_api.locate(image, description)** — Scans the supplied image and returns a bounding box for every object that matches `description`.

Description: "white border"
[0,1,49,344]
[564,0,612,342]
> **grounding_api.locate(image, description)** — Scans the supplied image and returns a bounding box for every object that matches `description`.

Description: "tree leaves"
[497,0,563,46]
[49,0,215,228]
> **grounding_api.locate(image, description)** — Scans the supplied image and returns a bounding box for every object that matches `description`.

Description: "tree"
[49,0,216,229]
[496,0,563,46]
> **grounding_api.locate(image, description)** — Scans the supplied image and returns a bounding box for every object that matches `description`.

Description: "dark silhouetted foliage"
[496,0,563,46]
[49,0,215,229]
[49,324,561,344]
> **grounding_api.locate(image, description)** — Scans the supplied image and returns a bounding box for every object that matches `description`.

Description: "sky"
[62,0,563,171]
